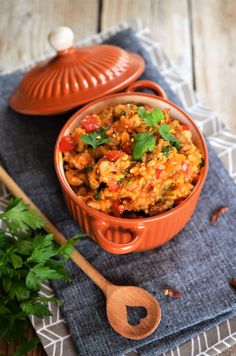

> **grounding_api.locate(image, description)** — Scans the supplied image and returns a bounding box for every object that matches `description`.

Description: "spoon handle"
[0,166,111,294]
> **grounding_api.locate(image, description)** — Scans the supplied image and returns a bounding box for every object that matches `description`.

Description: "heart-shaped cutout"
[126,305,147,326]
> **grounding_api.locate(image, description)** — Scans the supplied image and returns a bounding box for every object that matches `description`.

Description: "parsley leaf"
[132,132,156,160]
[57,234,84,260]
[81,128,111,149]
[162,146,172,156]
[1,198,45,231]
[10,252,23,269]
[94,192,101,200]
[0,198,85,353]
[20,301,52,318]
[159,124,180,149]
[26,264,67,290]
[199,158,205,168]
[137,107,164,126]
[117,175,126,184]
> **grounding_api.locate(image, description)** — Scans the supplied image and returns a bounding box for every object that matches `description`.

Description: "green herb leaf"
[16,240,34,256]
[81,128,111,149]
[162,146,172,156]
[94,192,101,200]
[27,234,58,263]
[46,259,70,280]
[15,283,31,301]
[199,158,204,168]
[117,175,126,184]
[10,252,23,269]
[20,301,52,318]
[137,107,164,126]
[2,199,45,231]
[159,124,180,149]
[0,305,11,314]
[83,166,93,173]
[57,233,84,260]
[0,198,80,351]
[132,132,156,160]
[26,264,66,291]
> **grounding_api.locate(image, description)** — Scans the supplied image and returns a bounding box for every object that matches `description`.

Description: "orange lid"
[10,27,145,115]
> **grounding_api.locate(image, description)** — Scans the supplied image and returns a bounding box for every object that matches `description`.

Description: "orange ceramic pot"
[54,80,208,254]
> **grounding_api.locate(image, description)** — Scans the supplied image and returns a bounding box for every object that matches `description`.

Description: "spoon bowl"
[106,285,161,339]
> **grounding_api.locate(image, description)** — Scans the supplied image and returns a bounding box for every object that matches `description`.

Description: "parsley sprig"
[0,198,84,354]
[81,128,111,149]
[159,124,180,150]
[137,107,164,126]
[133,108,181,159]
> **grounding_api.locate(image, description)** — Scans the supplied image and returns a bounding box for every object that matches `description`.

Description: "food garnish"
[210,206,229,223]
[199,158,205,168]
[137,107,164,126]
[159,124,180,150]
[81,128,111,149]
[0,198,84,353]
[138,108,180,151]
[132,132,156,160]
[162,146,172,156]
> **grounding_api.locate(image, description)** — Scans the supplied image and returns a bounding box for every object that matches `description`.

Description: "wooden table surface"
[0,0,236,355]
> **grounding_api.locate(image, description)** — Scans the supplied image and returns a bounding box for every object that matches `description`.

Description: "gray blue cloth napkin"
[0,28,236,356]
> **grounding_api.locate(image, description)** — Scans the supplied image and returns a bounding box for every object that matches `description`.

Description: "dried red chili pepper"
[163,288,182,298]
[229,278,236,290]
[210,207,229,223]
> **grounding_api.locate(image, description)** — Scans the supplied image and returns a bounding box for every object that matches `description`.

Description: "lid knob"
[48,26,74,52]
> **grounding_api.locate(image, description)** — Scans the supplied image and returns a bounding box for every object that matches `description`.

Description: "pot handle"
[93,221,145,254]
[126,80,168,99]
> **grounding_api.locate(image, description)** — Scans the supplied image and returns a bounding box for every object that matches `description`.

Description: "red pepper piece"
[121,142,132,155]
[155,168,163,179]
[106,150,122,162]
[111,200,125,217]
[192,174,200,184]
[108,180,121,192]
[80,115,100,133]
[59,135,75,152]
[182,124,190,130]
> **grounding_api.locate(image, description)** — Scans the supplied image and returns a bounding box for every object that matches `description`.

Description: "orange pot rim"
[54,91,209,223]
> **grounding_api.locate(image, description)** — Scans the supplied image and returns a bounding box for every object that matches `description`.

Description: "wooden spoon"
[0,166,161,340]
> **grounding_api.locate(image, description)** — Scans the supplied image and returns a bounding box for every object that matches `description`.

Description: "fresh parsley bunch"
[0,198,83,355]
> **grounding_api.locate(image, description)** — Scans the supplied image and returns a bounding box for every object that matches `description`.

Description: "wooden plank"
[0,0,99,72]
[191,0,236,131]
[101,0,192,84]
[0,326,46,356]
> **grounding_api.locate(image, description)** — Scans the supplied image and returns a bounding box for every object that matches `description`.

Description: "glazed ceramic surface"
[54,81,208,254]
[10,27,145,115]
